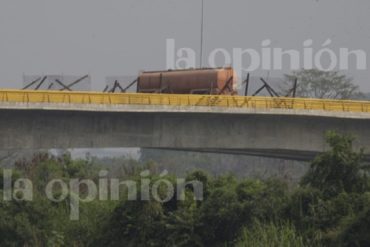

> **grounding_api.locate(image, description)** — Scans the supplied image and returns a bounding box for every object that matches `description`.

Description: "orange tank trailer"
[137,67,237,95]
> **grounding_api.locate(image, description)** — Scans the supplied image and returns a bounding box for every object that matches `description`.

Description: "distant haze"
[0,0,369,90]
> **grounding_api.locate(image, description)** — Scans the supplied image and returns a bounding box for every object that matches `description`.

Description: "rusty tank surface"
[137,67,237,95]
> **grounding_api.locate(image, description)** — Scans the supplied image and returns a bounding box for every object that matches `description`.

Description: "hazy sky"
[0,0,369,90]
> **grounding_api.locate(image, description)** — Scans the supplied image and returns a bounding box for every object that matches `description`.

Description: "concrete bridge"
[1,101,370,161]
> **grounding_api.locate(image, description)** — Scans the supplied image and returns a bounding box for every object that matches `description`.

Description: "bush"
[236,221,322,247]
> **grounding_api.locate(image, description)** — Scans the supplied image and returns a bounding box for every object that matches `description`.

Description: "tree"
[301,131,369,197]
[284,69,361,99]
[338,207,370,246]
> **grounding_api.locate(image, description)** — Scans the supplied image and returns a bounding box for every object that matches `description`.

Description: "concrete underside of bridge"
[1,102,370,161]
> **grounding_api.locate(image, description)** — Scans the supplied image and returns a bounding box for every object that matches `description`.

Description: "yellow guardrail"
[0,89,369,113]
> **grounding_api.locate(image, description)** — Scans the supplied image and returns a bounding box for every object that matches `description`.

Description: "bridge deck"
[0,89,370,113]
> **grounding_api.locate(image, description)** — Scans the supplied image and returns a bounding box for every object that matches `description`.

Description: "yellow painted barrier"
[0,89,369,113]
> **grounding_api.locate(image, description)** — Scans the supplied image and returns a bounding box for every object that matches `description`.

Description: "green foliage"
[93,172,289,247]
[302,131,369,197]
[1,133,370,246]
[337,207,370,247]
[236,221,322,247]
[0,195,57,246]
[287,131,370,245]
[198,186,243,245]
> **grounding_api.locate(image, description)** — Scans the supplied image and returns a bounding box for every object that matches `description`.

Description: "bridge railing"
[0,89,370,113]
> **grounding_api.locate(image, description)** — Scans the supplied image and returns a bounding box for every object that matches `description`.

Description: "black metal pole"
[66,75,89,89]
[56,79,72,91]
[260,78,280,97]
[22,77,41,90]
[244,73,250,96]
[122,79,138,93]
[252,85,266,96]
[35,76,47,90]
[292,78,298,98]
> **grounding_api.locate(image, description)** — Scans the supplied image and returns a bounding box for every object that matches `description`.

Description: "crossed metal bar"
[22,75,89,91]
[106,79,138,93]
[245,74,298,98]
